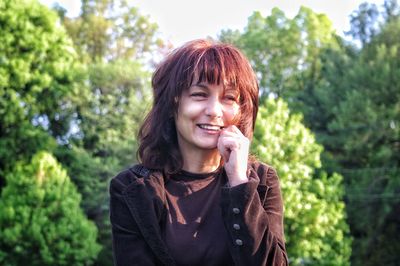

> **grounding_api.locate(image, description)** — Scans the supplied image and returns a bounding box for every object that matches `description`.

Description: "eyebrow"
[191,83,209,90]
[191,83,239,95]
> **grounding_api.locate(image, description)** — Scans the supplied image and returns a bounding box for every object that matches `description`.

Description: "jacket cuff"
[220,170,260,214]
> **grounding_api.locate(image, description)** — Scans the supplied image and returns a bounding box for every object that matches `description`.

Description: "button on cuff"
[233,223,240,230]
[235,239,243,246]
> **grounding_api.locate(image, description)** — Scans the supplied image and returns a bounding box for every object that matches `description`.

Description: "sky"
[41,0,385,46]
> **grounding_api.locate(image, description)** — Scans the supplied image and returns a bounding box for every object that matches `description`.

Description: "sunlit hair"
[138,39,259,174]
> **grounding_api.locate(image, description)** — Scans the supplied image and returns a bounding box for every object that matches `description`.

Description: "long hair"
[137,39,259,174]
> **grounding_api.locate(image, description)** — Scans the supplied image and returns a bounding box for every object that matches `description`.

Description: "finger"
[217,136,231,161]
[218,137,241,151]
[224,125,243,135]
[219,130,239,140]
[220,138,244,166]
[219,130,249,149]
[219,128,244,141]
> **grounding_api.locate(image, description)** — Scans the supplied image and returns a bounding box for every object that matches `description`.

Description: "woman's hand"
[217,125,249,187]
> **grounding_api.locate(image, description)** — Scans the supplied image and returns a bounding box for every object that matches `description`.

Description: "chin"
[202,146,218,150]
[199,144,218,150]
[193,140,217,150]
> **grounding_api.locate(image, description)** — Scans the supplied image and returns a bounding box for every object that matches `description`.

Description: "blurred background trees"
[252,98,351,265]
[0,0,81,183]
[0,0,155,264]
[1,0,399,265]
[0,152,100,265]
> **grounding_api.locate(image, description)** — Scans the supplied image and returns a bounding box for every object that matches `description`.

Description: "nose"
[205,98,223,118]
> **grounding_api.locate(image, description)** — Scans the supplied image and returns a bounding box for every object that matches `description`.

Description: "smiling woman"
[109,39,288,266]
[138,39,259,174]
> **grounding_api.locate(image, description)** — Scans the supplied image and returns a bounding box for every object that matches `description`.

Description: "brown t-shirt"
[162,169,234,266]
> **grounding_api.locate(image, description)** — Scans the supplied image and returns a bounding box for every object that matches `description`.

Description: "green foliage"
[61,0,162,62]
[58,58,152,265]
[330,19,400,168]
[348,2,380,46]
[0,0,82,177]
[343,167,400,266]
[324,16,400,265]
[53,145,114,265]
[0,151,101,265]
[72,59,151,157]
[252,98,352,265]
[219,7,339,99]
[55,2,156,264]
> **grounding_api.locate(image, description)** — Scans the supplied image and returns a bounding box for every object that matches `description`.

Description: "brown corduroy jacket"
[109,162,288,266]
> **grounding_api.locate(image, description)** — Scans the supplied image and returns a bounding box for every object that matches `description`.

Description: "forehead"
[189,81,239,93]
[191,81,237,89]
[191,71,238,90]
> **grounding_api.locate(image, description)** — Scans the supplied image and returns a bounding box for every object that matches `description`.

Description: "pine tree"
[0,152,101,265]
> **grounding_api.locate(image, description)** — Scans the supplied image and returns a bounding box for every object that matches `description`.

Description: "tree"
[60,0,162,63]
[52,2,158,264]
[326,16,400,265]
[383,0,400,22]
[73,60,152,263]
[54,59,152,265]
[72,59,151,158]
[348,2,380,46]
[219,6,339,101]
[220,8,300,97]
[252,98,352,265]
[0,0,82,184]
[0,152,101,265]
[277,2,400,263]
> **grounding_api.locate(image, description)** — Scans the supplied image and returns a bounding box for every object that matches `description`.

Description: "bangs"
[191,46,243,89]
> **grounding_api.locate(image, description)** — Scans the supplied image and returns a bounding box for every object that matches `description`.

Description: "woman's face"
[174,82,240,154]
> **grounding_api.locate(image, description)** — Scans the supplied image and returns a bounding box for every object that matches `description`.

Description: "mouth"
[197,124,224,132]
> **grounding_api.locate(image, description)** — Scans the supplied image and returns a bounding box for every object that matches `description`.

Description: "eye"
[224,94,239,103]
[190,92,208,99]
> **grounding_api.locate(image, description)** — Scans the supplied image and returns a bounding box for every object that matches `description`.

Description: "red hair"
[138,39,259,173]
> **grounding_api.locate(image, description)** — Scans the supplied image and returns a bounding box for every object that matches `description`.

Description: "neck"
[180,148,222,173]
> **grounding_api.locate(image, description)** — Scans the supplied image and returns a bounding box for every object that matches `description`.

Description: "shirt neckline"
[173,168,223,181]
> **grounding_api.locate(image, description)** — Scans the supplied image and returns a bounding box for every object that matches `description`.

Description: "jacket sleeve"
[109,173,158,266]
[220,164,288,266]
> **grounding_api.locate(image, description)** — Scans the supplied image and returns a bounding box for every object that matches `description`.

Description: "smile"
[197,124,224,131]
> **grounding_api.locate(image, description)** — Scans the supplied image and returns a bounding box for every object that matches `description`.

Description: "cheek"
[176,101,202,123]
[225,105,241,125]
[182,105,202,120]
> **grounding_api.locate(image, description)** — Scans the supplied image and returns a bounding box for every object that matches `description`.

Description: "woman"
[109,39,288,266]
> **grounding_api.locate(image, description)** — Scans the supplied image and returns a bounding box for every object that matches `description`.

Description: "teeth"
[198,124,222,131]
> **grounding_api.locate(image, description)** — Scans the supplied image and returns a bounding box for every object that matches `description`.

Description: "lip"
[196,123,224,134]
[197,123,224,129]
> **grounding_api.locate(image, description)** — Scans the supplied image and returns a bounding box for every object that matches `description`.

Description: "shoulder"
[109,164,165,196]
[111,164,148,185]
[109,167,140,195]
[248,160,280,187]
